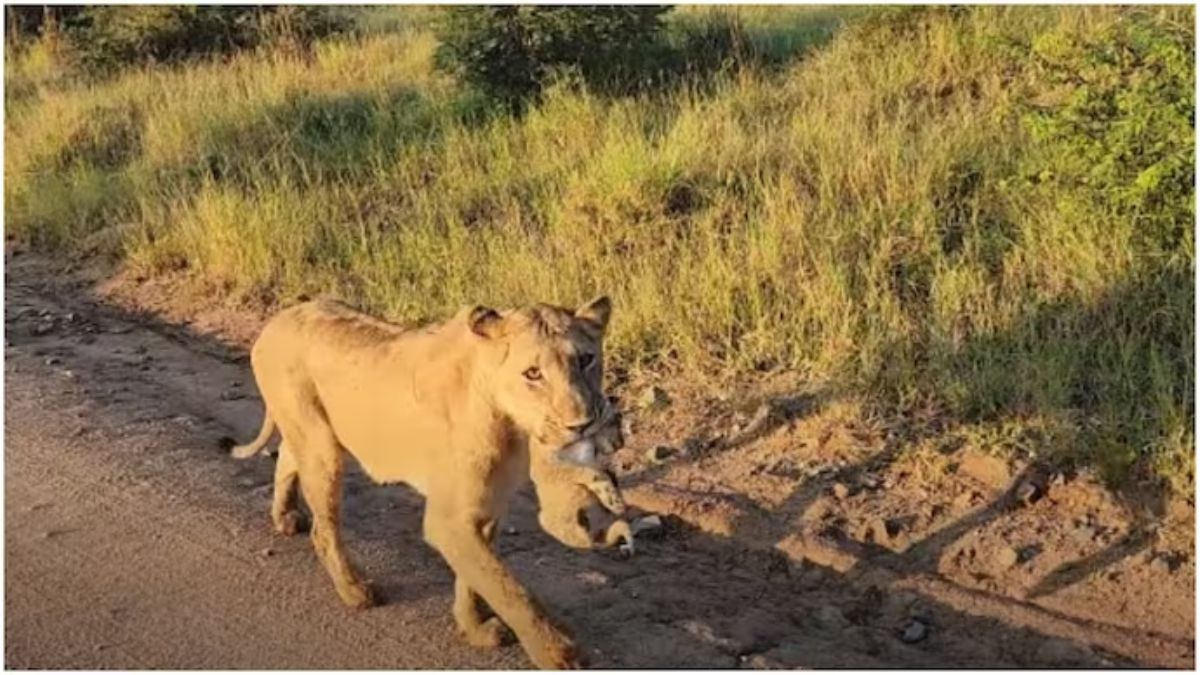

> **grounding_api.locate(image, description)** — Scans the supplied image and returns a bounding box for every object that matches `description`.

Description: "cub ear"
[575,295,612,333]
[468,305,505,339]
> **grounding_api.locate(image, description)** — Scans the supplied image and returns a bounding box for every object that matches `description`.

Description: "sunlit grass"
[4,6,1192,491]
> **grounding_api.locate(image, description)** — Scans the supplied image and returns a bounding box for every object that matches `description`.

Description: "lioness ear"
[468,305,505,339]
[575,295,612,333]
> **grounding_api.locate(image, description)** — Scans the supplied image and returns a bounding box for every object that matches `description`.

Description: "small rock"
[812,605,850,630]
[958,452,1012,489]
[1017,545,1040,563]
[1150,554,1174,575]
[862,518,893,544]
[646,445,676,464]
[619,410,636,435]
[220,390,246,401]
[44,357,60,366]
[1071,525,1097,543]
[832,483,850,500]
[260,547,274,558]
[734,403,775,440]
[728,608,788,655]
[577,570,609,586]
[638,386,671,412]
[899,619,929,643]
[631,515,663,536]
[1016,481,1041,505]
[881,591,920,619]
[505,525,518,535]
[995,546,1019,569]
[740,654,783,670]
[954,491,978,509]
[1034,638,1095,666]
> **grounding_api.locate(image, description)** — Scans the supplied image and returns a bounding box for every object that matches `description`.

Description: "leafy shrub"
[63,6,347,72]
[434,6,671,110]
[1020,9,1194,256]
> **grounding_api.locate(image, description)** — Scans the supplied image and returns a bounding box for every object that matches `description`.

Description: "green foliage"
[434,6,671,109]
[1021,9,1194,256]
[64,6,347,72]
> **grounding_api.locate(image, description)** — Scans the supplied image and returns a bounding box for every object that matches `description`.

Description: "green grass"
[5,6,1193,492]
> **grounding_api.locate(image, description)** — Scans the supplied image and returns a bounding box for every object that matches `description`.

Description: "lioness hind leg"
[271,440,308,536]
[294,436,375,610]
[454,521,511,648]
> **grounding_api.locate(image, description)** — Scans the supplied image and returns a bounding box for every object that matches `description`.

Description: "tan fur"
[231,296,617,669]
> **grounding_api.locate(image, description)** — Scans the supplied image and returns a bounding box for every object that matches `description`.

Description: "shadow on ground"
[4,256,1190,668]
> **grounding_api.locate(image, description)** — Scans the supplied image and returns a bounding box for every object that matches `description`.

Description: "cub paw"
[587,477,626,516]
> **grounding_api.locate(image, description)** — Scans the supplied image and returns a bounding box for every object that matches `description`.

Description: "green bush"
[63,6,346,72]
[434,6,671,110]
[1020,9,1194,256]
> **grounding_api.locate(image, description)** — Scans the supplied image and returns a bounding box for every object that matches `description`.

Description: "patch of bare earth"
[7,251,1194,668]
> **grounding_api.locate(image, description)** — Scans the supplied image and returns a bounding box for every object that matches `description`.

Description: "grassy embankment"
[5,6,1193,491]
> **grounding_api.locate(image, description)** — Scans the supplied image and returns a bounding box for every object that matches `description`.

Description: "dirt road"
[4,257,1194,668]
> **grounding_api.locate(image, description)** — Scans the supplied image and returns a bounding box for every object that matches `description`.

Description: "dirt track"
[4,256,1194,668]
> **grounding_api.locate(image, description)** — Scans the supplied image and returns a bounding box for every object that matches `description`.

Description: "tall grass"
[5,7,1192,490]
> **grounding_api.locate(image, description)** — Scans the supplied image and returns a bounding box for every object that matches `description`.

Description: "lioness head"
[469,296,612,446]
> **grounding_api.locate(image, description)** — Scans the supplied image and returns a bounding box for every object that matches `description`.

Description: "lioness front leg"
[425,510,582,669]
[453,520,510,648]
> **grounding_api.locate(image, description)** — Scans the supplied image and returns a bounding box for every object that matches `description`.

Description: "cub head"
[469,296,612,446]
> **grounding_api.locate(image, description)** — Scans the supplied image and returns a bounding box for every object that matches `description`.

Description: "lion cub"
[530,403,635,552]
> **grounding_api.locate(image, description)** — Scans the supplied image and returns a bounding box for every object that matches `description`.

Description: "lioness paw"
[338,581,377,610]
[462,616,511,649]
[273,510,309,537]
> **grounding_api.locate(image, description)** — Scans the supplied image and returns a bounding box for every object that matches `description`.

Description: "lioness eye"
[578,353,596,370]
[523,367,542,381]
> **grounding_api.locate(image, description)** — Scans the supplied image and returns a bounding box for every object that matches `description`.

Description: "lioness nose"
[566,418,594,434]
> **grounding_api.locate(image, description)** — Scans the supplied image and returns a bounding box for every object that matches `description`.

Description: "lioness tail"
[230,410,276,459]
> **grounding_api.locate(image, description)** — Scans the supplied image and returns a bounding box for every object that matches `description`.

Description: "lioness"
[230,296,618,669]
